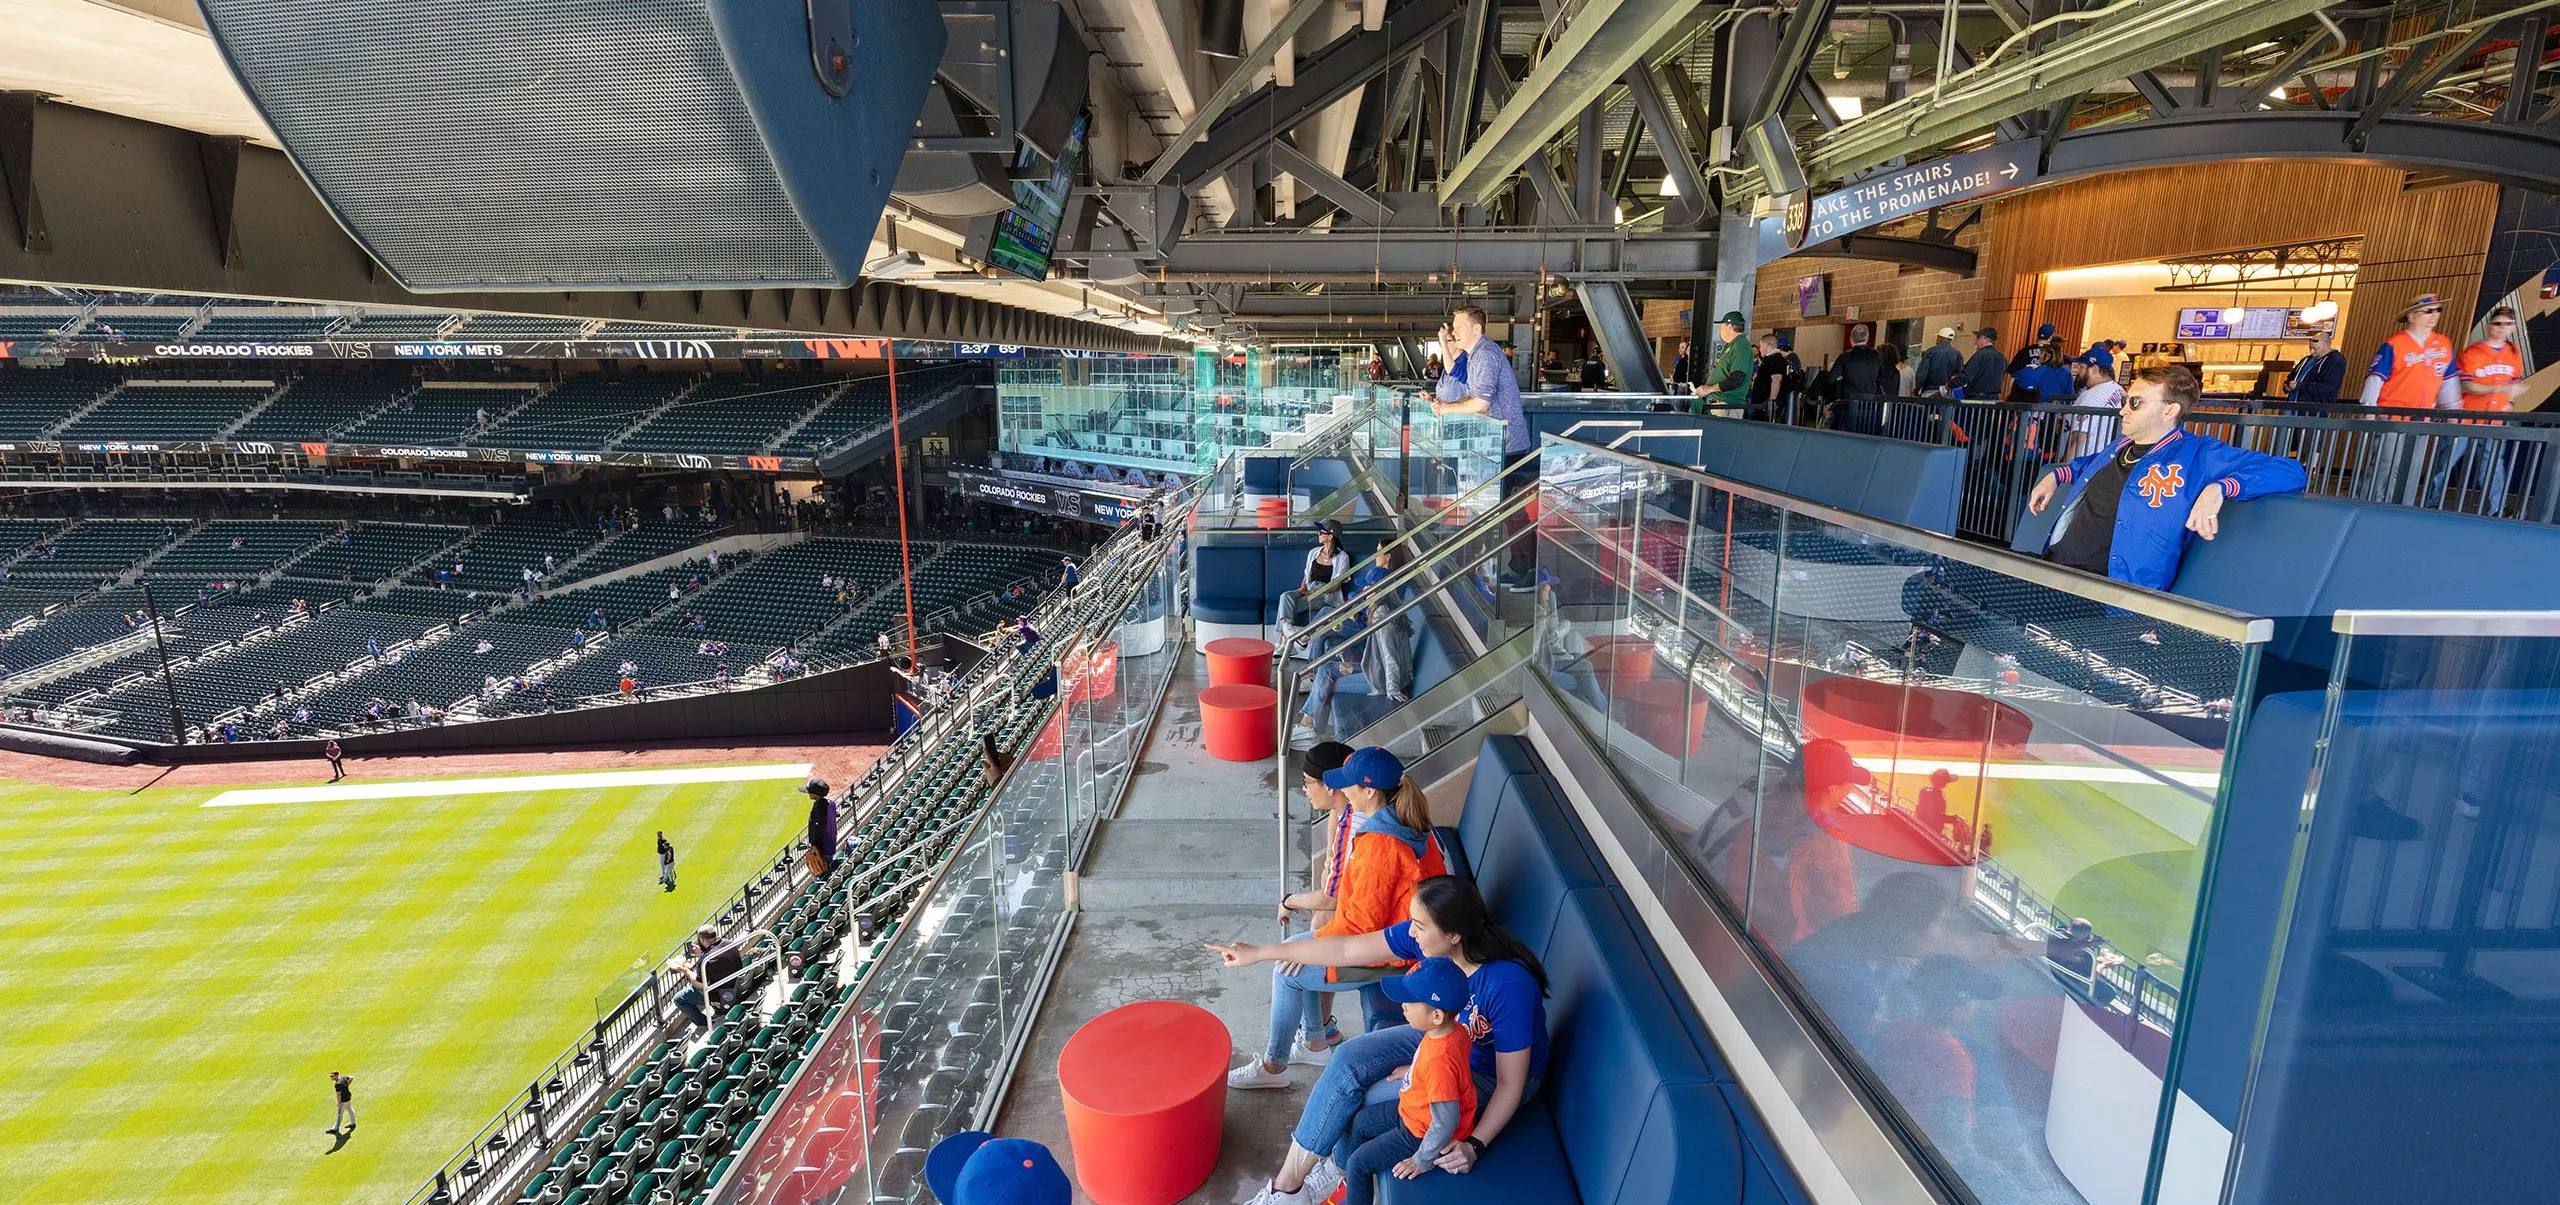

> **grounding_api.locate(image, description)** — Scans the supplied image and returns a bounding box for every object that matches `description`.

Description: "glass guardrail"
[2173,610,2560,1205]
[1534,434,2275,1205]
[694,486,1194,1205]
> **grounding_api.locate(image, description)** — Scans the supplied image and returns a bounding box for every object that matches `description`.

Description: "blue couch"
[2012,492,2560,692]
[1192,535,1377,630]
[1383,735,1810,1205]
[1534,410,1965,534]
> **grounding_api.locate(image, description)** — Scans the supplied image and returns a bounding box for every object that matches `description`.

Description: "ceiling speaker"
[198,0,945,290]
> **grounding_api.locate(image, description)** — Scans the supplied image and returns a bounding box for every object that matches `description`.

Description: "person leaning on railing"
[2026,365,2307,591]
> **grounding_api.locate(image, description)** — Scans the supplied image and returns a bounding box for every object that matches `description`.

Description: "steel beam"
[1747,0,1840,129]
[1572,278,1666,393]
[1139,0,1331,184]
[2049,110,2560,195]
[1439,0,1701,206]
[1481,62,1581,223]
[1226,291,1523,318]
[1796,0,2330,189]
[0,100,1169,352]
[1158,228,1719,280]
[1806,232,1978,275]
[1266,140,1394,226]
[1626,65,1705,227]
[1161,0,1467,192]
[2348,25,2492,150]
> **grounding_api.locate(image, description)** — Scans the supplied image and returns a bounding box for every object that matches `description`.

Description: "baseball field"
[1976,774,2205,977]
[0,765,809,1205]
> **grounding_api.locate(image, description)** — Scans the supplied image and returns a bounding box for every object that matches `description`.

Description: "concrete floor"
[992,647,1337,1205]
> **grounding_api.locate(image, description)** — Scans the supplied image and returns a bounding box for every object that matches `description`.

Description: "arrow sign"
[1757,141,2042,265]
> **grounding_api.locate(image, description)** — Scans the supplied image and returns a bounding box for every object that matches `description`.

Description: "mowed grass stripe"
[0,775,802,1205]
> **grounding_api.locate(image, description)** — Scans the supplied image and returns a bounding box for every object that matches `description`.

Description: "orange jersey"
[1398,1026,1479,1141]
[2368,330,2456,409]
[2456,341,2523,411]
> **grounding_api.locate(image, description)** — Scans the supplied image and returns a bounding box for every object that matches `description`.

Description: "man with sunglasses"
[2360,293,2460,410]
[2437,305,2531,513]
[2028,365,2305,591]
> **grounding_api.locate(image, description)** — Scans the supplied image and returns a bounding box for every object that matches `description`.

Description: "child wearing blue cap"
[925,1131,1071,1205]
[1334,957,1476,1205]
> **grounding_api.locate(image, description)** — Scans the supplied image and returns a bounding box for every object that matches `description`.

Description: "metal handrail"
[1283,486,1539,663]
[1273,513,1536,906]
[1277,464,1525,647]
[1545,435,2275,645]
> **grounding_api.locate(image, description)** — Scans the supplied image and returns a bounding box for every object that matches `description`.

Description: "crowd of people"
[1682,291,2538,425]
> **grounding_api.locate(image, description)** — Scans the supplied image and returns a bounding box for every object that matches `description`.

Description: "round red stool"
[1197,683,1278,761]
[1619,678,1712,757]
[1255,497,1290,529]
[1068,641,1121,703]
[1203,636,1276,688]
[1058,1001,1229,1205]
[1584,634,1658,689]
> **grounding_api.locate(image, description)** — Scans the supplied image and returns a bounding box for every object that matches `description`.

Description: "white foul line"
[1850,756,2223,791]
[202,763,815,808]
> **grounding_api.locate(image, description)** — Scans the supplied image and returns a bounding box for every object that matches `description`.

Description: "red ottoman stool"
[1203,636,1276,688]
[1620,678,1712,757]
[1058,1001,1230,1205]
[1198,683,1278,761]
[1584,634,1658,689]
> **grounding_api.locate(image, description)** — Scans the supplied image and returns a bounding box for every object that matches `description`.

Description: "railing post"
[527,1079,547,1147]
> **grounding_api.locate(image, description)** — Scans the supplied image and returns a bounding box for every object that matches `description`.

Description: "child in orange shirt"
[1330,958,1476,1205]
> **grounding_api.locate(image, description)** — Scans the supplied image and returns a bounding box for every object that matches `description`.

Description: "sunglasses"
[2416,307,2444,315]
[2491,319,2518,326]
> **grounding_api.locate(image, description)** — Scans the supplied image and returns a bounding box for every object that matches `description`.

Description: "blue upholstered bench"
[1384,735,1810,1205]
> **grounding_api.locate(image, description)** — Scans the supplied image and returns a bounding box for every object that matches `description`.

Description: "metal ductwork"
[198,0,945,290]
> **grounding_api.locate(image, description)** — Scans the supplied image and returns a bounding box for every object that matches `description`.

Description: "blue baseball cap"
[2036,322,2057,339]
[1321,746,1405,792]
[1381,957,1470,1012]
[925,1132,1071,1205]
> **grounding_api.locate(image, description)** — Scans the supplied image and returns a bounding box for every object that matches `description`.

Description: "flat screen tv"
[984,110,1089,281]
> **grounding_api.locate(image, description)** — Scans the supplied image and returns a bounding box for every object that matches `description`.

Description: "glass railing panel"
[846,824,1002,1204]
[1534,434,2271,1205]
[2175,613,2560,1205]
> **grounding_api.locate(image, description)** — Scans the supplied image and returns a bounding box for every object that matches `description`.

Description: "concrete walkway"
[993,646,1339,1204]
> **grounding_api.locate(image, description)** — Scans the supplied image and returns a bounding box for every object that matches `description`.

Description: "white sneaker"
[1227,1058,1291,1090]
[1243,1183,1308,1205]
[1300,1159,1346,1202]
[1289,1039,1333,1066]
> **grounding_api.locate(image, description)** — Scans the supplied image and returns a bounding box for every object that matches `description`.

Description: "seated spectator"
[1334,958,1477,1205]
[2027,366,2306,590]
[1210,876,1549,1201]
[1224,748,1445,1092]
[1277,521,1352,645]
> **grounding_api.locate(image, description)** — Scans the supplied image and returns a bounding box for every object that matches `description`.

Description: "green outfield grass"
[0,770,805,1205]
[1975,776,2205,978]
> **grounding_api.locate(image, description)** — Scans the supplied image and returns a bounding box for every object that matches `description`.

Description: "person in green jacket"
[1692,311,1754,413]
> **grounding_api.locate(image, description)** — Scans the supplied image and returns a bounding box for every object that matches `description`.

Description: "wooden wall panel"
[1978,161,2496,370]
[2341,181,2501,365]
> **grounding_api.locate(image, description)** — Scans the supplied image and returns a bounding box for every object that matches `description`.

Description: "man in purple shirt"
[1428,304,1539,591]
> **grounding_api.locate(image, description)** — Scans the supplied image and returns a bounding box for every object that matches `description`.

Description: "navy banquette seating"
[1386,734,1811,1205]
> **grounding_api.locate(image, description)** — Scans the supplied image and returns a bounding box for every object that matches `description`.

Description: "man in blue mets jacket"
[2028,365,2307,591]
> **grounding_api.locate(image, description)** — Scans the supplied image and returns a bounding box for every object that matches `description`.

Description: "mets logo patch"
[2138,463,2185,508]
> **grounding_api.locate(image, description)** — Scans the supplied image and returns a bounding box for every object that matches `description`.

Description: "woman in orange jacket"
[1230,747,1445,1091]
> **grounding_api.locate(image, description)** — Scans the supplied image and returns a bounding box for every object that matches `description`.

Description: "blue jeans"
[1291,1026,1425,1160]
[1340,1100,1422,1205]
[1302,662,1369,739]
[1265,934,1392,1065]
[1294,1026,1528,1167]
[674,985,708,1030]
